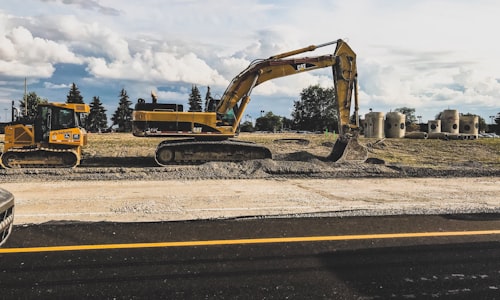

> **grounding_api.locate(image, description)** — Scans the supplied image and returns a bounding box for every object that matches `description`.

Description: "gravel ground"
[1,135,499,224]
[3,177,499,225]
[1,156,499,182]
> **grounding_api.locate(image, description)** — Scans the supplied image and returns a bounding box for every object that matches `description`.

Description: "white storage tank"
[364,112,385,138]
[459,115,479,137]
[428,120,441,133]
[385,112,406,138]
[440,109,459,134]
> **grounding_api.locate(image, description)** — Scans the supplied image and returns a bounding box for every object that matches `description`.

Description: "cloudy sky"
[0,0,499,124]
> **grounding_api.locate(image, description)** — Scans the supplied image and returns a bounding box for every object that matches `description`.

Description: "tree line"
[16,83,131,132]
[14,83,498,134]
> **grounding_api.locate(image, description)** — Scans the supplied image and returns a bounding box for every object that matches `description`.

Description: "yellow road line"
[1,230,500,254]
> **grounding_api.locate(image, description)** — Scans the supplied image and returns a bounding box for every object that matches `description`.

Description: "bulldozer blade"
[328,136,368,162]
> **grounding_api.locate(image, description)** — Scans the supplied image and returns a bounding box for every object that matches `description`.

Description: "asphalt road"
[1,215,500,299]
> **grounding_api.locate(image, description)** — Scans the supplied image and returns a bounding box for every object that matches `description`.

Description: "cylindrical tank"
[428,132,448,140]
[385,112,406,138]
[428,120,441,133]
[440,109,459,134]
[405,132,428,139]
[459,115,479,137]
[364,112,384,138]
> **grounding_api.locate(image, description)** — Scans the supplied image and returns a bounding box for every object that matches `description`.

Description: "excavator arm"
[216,39,359,136]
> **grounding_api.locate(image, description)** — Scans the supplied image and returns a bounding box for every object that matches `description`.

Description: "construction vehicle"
[0,102,90,168]
[132,39,367,165]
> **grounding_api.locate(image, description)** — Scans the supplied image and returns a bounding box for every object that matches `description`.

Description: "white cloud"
[156,90,188,102]
[40,0,121,16]
[8,26,80,64]
[86,47,227,86]
[1,0,500,121]
[43,82,71,89]
[0,12,81,79]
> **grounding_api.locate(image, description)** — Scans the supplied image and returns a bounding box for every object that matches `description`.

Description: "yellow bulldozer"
[1,102,90,168]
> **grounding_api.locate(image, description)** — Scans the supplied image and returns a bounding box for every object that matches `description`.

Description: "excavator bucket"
[328,134,368,163]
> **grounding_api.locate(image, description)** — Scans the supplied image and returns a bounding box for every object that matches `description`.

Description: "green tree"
[494,112,500,134]
[87,96,108,132]
[18,92,48,120]
[66,83,84,104]
[111,89,133,132]
[394,107,417,125]
[239,120,254,132]
[255,111,282,132]
[291,85,338,132]
[282,117,293,131]
[188,85,202,112]
[478,116,487,133]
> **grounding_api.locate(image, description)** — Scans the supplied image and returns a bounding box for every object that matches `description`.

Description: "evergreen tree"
[87,96,108,132]
[188,85,202,112]
[66,83,84,104]
[291,85,338,132]
[19,92,48,120]
[204,86,214,112]
[111,89,133,132]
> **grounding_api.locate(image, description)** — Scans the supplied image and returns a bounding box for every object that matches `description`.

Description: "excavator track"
[154,139,272,166]
[0,148,80,169]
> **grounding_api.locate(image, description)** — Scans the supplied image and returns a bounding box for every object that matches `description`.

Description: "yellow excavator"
[132,39,367,165]
[1,102,90,168]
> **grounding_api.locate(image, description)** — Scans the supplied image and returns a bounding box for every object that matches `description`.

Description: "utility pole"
[11,100,15,122]
[24,77,27,116]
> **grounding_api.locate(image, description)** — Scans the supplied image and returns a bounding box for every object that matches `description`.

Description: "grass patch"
[3,132,499,168]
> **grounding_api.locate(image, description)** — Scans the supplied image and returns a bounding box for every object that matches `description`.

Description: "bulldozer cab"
[34,104,81,143]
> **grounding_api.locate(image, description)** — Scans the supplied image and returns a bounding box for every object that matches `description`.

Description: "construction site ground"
[1,133,499,225]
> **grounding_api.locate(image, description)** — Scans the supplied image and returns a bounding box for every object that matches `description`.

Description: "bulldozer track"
[0,148,79,169]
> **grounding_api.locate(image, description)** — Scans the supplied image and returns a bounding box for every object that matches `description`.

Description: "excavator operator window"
[221,109,236,125]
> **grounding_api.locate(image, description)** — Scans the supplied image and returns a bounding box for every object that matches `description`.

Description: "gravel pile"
[1,158,498,182]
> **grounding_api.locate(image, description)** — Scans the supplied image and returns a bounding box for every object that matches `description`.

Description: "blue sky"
[0,0,499,124]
